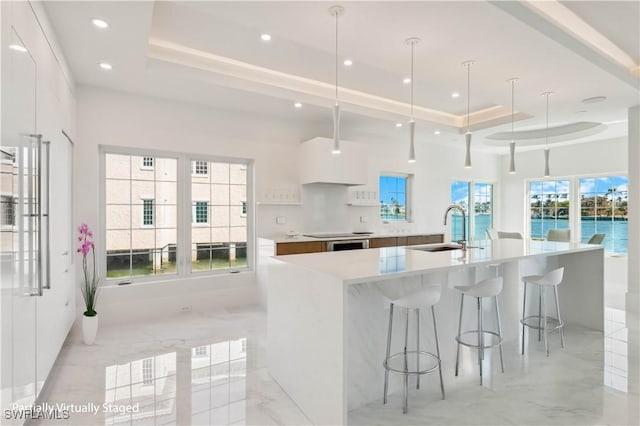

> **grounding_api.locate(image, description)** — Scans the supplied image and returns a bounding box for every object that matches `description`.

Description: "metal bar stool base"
[383,350,441,376]
[455,330,503,349]
[520,315,564,332]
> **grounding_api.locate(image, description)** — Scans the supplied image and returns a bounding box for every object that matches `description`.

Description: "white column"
[627,105,639,398]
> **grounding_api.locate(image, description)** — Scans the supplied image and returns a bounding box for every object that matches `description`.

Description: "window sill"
[103,268,253,288]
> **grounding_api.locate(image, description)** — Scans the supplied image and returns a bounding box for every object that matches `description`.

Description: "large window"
[450,181,493,241]
[105,153,177,278]
[529,180,570,240]
[102,149,251,282]
[580,176,628,254]
[191,160,247,272]
[380,174,411,221]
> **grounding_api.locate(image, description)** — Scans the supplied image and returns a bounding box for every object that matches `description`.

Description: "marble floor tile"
[32,306,637,425]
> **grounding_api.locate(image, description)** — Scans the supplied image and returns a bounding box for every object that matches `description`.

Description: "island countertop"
[272,239,603,284]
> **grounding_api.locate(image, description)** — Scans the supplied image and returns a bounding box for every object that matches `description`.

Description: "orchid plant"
[77,223,100,317]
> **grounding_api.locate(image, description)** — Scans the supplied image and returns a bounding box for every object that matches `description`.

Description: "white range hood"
[299,137,368,186]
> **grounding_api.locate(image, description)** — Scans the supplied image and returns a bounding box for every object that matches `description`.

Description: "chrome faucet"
[443,204,467,251]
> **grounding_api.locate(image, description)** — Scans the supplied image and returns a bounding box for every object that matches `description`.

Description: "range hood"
[299,137,368,186]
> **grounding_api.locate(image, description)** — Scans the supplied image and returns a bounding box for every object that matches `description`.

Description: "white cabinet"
[1,2,75,422]
[299,137,368,186]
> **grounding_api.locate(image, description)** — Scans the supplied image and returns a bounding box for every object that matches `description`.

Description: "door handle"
[42,141,51,290]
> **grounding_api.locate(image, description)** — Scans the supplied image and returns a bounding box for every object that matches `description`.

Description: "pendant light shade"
[544,147,551,177]
[464,132,472,168]
[332,104,341,154]
[509,142,516,174]
[408,120,416,163]
[507,78,519,174]
[462,61,475,168]
[405,37,420,163]
[329,5,344,155]
[542,91,553,177]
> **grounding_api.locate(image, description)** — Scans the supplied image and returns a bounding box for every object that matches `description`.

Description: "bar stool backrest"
[486,228,499,240]
[546,229,570,242]
[541,267,565,287]
[587,233,605,244]
[497,231,523,239]
[465,276,503,298]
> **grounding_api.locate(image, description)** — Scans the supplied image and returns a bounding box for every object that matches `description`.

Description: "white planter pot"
[82,314,99,345]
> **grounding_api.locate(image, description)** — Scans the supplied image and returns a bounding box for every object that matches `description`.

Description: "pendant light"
[406,37,420,163]
[329,5,344,154]
[507,78,519,174]
[462,61,475,168]
[542,91,553,177]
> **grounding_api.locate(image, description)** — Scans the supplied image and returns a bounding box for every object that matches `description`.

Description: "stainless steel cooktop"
[303,232,373,238]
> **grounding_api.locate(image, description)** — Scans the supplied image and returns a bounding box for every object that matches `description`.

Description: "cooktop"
[303,232,373,238]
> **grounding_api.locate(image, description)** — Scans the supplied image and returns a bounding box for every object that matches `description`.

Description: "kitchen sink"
[410,244,463,252]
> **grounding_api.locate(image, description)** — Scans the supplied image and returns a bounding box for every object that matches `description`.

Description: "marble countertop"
[272,239,603,284]
[262,232,443,243]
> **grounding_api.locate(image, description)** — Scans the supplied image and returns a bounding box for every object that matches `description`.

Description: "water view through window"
[380,175,408,221]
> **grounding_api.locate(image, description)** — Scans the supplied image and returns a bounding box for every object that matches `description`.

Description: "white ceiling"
[43,1,639,153]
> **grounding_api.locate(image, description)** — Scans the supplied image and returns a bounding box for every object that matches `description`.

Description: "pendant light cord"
[467,63,471,133]
[511,80,515,138]
[545,92,549,148]
[335,11,338,105]
[410,42,414,119]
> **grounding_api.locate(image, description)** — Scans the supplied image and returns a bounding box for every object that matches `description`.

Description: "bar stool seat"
[383,286,445,414]
[454,276,505,385]
[521,267,565,357]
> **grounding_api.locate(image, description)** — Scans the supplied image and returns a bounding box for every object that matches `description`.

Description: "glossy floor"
[35,306,637,425]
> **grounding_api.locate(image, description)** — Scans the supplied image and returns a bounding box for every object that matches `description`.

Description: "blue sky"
[379,176,407,204]
[579,176,628,194]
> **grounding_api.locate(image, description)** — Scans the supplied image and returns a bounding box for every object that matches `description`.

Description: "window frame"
[379,172,413,223]
[450,179,495,242]
[99,146,255,286]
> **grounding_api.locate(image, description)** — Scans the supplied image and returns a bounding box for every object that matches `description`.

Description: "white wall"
[77,87,503,321]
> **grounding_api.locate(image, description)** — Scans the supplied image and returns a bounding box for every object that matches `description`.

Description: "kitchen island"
[267,239,604,425]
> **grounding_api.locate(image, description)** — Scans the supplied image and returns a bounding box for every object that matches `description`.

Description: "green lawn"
[107,257,247,278]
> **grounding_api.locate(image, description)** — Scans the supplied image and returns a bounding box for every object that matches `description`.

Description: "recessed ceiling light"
[434,130,441,135]
[260,33,272,42]
[395,122,403,128]
[91,18,109,29]
[582,96,606,104]
[343,59,353,66]
[8,44,27,53]
[451,92,460,98]
[98,62,112,71]
[294,102,302,108]
[403,77,411,84]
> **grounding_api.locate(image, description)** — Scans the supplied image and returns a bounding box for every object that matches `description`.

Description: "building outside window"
[142,358,154,385]
[241,199,247,218]
[192,160,208,176]
[529,180,570,240]
[579,175,628,254]
[142,156,154,169]
[193,201,208,224]
[142,199,154,226]
[1,195,15,226]
[450,181,493,241]
[379,174,411,221]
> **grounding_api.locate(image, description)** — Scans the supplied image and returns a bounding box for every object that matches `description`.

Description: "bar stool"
[383,285,445,414]
[521,267,565,357]
[454,276,505,385]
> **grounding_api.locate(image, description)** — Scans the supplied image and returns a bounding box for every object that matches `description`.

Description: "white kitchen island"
[267,239,604,425]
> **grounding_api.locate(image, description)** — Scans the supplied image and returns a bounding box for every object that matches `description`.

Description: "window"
[103,149,251,282]
[193,201,208,224]
[579,176,628,254]
[191,160,247,272]
[104,153,178,279]
[450,181,493,241]
[142,358,154,385]
[1,196,15,226]
[193,346,208,357]
[192,160,208,176]
[529,180,570,240]
[141,156,154,169]
[379,174,411,221]
[142,199,154,226]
